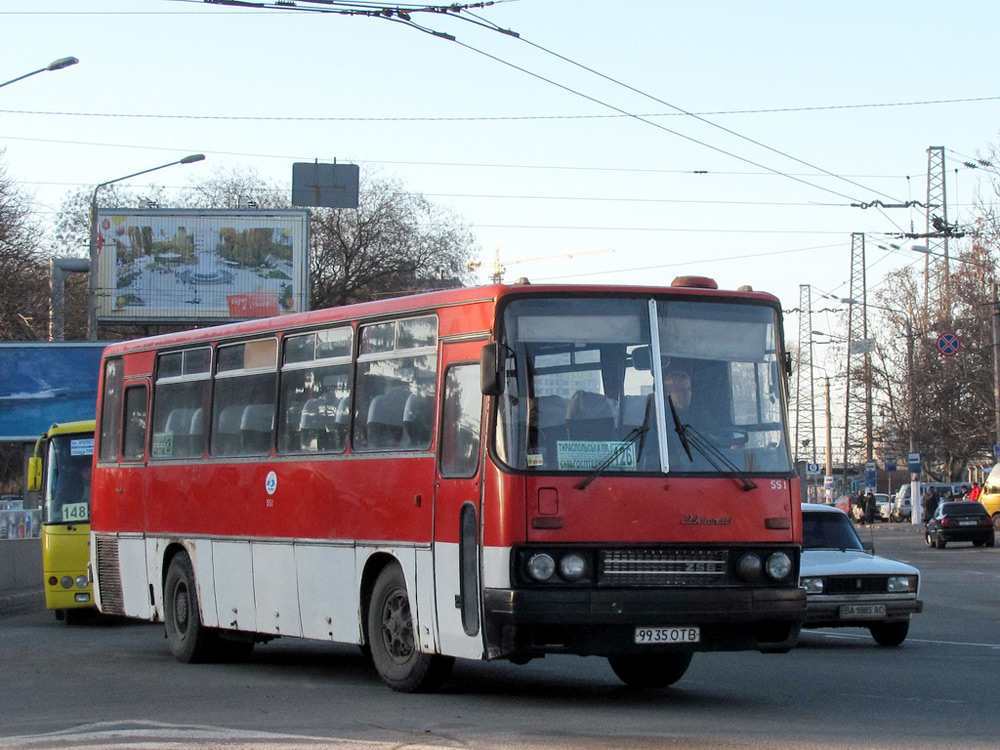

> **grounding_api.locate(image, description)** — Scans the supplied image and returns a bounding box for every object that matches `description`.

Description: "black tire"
[608,652,693,688]
[870,621,909,647]
[164,552,217,663]
[987,536,995,548]
[924,531,936,548]
[992,514,1000,532]
[367,564,453,692]
[937,534,947,549]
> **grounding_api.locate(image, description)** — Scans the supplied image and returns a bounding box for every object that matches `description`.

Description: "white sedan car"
[799,503,922,646]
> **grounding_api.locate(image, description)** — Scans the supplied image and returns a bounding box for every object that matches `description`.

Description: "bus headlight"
[75,575,89,589]
[60,576,74,589]
[558,553,588,582]
[736,553,762,581]
[526,553,556,582]
[765,552,793,581]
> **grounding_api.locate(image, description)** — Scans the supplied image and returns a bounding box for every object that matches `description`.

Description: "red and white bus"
[91,278,805,691]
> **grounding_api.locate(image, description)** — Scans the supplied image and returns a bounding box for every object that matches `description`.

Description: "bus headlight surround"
[526,553,556,582]
[558,553,588,582]
[765,551,793,581]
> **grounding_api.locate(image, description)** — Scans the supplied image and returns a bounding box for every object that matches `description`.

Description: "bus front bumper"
[482,586,806,659]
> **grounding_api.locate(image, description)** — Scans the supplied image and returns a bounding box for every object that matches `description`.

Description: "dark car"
[924,501,995,548]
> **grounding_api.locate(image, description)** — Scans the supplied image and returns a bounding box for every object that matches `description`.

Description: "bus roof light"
[671,275,718,289]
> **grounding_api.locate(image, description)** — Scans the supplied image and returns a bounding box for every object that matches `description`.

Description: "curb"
[0,587,44,620]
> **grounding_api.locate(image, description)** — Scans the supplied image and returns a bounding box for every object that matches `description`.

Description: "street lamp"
[0,56,78,89]
[87,154,206,340]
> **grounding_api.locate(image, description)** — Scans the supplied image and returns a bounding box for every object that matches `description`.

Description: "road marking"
[0,720,457,750]
[810,631,1000,649]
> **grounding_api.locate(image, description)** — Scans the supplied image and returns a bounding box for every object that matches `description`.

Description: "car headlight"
[558,553,588,582]
[800,577,824,594]
[765,551,793,581]
[526,553,556,582]
[887,575,917,593]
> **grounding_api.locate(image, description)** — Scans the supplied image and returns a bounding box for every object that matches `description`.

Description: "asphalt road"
[1,523,996,750]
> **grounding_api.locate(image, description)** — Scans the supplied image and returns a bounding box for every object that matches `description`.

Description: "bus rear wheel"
[164,551,234,664]
[367,564,453,692]
[608,652,693,688]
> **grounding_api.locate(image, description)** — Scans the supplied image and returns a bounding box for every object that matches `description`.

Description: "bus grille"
[94,534,125,615]
[599,548,729,586]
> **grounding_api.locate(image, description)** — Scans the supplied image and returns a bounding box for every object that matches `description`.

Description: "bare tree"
[0,150,48,341]
[309,174,476,308]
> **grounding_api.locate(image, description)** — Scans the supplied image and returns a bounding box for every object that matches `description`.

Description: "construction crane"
[468,247,614,284]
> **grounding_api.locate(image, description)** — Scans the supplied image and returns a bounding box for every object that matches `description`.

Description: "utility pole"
[843,233,868,488]
[924,146,950,318]
[795,284,817,464]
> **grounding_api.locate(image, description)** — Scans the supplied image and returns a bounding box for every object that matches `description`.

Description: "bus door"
[433,342,486,659]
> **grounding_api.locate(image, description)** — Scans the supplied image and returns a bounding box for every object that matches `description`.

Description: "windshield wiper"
[577,397,651,490]
[667,395,693,461]
[667,404,757,491]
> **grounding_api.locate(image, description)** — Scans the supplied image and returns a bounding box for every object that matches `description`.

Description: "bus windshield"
[494,296,792,475]
[44,434,94,524]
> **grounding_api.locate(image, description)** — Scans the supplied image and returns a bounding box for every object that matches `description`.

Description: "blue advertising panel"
[0,343,107,441]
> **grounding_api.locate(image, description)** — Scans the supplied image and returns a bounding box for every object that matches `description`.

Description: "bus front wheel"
[367,564,454,692]
[608,652,693,688]
[164,552,216,664]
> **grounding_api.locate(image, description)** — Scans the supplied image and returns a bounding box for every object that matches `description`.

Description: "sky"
[3,0,1000,357]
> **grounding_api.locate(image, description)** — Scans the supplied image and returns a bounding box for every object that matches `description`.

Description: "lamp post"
[87,154,206,340]
[0,56,78,89]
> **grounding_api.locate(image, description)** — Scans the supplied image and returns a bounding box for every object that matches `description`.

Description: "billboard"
[95,209,310,324]
[0,343,106,441]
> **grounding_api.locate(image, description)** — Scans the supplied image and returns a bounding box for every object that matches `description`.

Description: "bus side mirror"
[480,342,505,396]
[27,456,42,493]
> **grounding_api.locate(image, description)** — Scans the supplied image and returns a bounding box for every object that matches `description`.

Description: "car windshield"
[492,295,792,476]
[802,511,864,551]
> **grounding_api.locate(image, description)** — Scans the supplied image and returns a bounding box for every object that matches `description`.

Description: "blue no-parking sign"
[937,333,961,357]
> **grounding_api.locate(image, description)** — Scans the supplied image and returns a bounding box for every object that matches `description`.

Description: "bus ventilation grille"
[94,534,125,615]
[599,548,728,586]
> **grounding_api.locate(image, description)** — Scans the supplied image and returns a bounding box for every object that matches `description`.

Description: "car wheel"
[936,533,947,549]
[870,621,909,647]
[608,652,693,688]
[924,531,936,548]
[992,514,1000,532]
[987,536,996,548]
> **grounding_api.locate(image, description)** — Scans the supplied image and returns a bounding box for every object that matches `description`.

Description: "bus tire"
[164,552,215,664]
[608,652,693,688]
[367,564,454,692]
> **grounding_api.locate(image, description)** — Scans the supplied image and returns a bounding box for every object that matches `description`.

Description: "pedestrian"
[864,488,876,524]
[969,482,982,503]
[922,486,939,523]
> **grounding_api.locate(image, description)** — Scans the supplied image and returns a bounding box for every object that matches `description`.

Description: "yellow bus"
[27,420,96,621]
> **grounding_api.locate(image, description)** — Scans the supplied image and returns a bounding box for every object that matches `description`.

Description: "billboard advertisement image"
[95,209,310,324]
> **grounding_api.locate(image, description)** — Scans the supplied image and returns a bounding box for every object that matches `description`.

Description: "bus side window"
[122,385,148,462]
[98,357,124,463]
[440,364,482,478]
